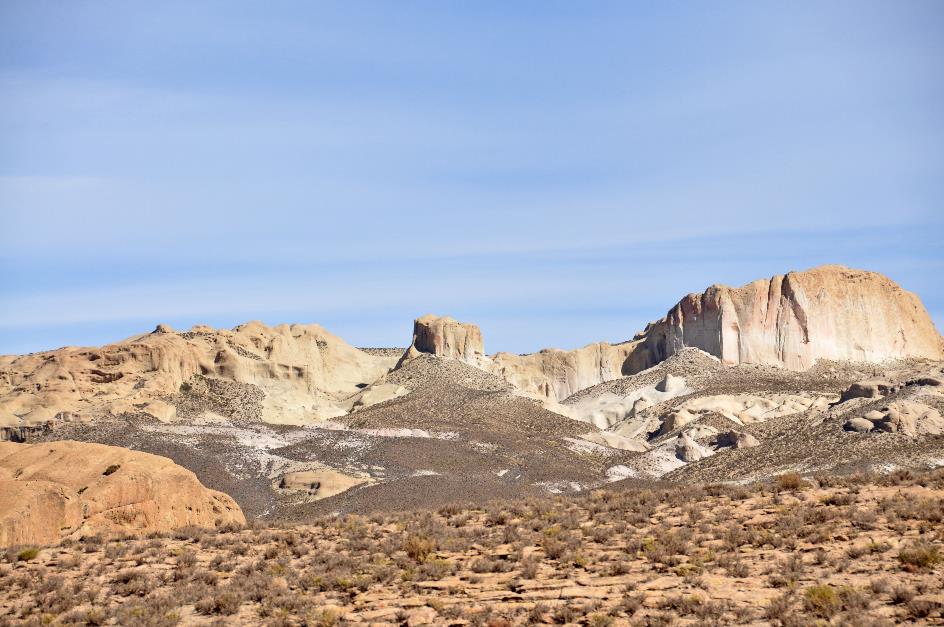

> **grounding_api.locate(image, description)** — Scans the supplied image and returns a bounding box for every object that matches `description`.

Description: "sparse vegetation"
[804,585,840,618]
[15,547,39,561]
[2,469,943,624]
[898,542,942,571]
[776,472,805,491]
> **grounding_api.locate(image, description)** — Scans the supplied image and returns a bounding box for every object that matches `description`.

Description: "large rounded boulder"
[0,440,244,547]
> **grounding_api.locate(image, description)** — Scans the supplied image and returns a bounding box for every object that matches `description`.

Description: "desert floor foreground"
[1,470,942,626]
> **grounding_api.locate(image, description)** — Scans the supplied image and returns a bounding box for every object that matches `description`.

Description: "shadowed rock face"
[626,265,944,373]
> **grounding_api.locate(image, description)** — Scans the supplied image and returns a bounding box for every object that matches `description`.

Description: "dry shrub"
[403,534,437,563]
[195,589,242,615]
[898,542,941,571]
[776,473,805,491]
[803,585,840,618]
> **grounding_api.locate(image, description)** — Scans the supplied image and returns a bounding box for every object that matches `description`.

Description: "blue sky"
[1,1,942,355]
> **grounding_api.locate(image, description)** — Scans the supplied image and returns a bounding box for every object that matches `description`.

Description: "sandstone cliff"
[625,265,944,372]
[0,440,244,547]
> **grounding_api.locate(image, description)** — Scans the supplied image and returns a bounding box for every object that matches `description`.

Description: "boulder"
[655,374,686,394]
[871,406,915,435]
[660,409,696,435]
[675,434,705,462]
[0,440,244,547]
[351,383,410,411]
[843,417,874,433]
[715,430,761,448]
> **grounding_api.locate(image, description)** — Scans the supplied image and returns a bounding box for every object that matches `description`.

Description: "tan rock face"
[0,440,244,547]
[626,265,944,373]
[1,266,939,430]
[0,321,397,429]
[399,315,485,367]
[489,342,636,404]
[675,433,707,462]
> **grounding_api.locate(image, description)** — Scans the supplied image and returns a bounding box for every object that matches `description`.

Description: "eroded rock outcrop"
[2,266,940,435]
[0,440,244,547]
[398,315,485,367]
[275,469,370,501]
[675,433,708,462]
[489,342,637,404]
[626,265,944,373]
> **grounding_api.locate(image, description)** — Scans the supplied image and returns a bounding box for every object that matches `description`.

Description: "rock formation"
[839,380,900,403]
[844,401,944,437]
[0,265,940,439]
[626,265,944,372]
[0,321,398,429]
[398,315,485,367]
[675,433,707,462]
[0,440,244,547]
[562,374,691,430]
[843,417,875,433]
[275,469,370,501]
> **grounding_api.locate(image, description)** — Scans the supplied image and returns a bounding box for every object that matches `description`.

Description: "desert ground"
[2,470,943,626]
